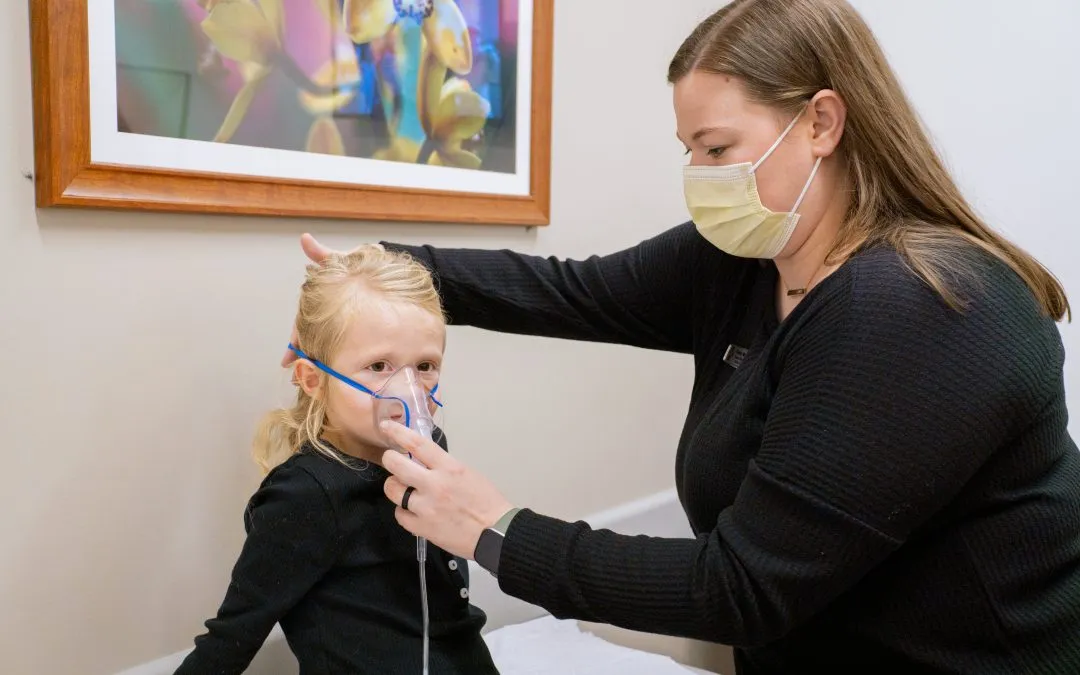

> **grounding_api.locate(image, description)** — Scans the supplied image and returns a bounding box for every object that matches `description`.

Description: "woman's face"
[674,71,845,258]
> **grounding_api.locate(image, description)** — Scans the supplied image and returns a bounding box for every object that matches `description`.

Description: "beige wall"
[1,2,716,673]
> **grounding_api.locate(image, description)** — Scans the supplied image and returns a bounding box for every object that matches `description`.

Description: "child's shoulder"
[267,446,388,499]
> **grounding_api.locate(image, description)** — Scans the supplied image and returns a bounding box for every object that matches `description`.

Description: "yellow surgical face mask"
[683,111,822,259]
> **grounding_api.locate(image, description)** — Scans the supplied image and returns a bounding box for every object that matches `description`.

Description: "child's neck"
[321,432,385,467]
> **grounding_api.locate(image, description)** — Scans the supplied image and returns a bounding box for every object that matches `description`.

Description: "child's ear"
[294,361,323,398]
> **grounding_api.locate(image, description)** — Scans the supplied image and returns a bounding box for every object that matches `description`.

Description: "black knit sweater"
[174,439,498,675]
[389,223,1080,674]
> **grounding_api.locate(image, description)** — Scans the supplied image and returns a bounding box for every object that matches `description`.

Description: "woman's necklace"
[781,259,829,297]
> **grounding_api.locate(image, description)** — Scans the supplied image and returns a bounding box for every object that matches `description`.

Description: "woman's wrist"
[492,506,521,533]
[474,506,522,576]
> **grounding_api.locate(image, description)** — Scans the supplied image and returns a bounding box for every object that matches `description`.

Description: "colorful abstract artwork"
[115,0,519,174]
[28,0,551,224]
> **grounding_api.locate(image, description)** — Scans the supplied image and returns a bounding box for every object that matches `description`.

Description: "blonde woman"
[291,1,1080,672]
[179,248,499,674]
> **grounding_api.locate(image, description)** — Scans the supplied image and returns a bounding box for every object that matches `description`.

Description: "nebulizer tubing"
[394,401,437,675]
[285,345,442,675]
[373,375,441,675]
[413,431,433,675]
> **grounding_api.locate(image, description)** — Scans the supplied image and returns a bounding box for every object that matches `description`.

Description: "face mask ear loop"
[790,156,823,214]
[750,109,806,174]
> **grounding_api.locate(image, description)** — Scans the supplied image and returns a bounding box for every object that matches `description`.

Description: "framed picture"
[29,0,553,225]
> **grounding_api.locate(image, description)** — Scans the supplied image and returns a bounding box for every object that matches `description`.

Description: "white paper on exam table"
[484,615,715,675]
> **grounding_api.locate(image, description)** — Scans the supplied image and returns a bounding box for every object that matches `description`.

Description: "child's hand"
[380,422,514,561]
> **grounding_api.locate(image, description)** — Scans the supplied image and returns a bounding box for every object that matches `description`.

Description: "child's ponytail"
[252,401,304,475]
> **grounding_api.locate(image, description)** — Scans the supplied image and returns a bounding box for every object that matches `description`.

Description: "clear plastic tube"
[418,535,430,675]
[369,367,437,674]
[415,427,432,675]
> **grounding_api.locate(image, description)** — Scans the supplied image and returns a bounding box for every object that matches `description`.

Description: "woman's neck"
[773,192,850,320]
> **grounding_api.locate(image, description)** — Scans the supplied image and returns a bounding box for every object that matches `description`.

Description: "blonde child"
[175,246,499,674]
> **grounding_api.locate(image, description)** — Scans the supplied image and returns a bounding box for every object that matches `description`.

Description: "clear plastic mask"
[371,365,440,444]
[287,344,443,448]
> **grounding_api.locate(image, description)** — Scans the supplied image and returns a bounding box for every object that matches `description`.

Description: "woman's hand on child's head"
[300,233,384,264]
[300,233,334,264]
[380,422,513,561]
[281,234,384,367]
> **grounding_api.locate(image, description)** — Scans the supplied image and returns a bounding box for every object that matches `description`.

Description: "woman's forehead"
[674,73,779,141]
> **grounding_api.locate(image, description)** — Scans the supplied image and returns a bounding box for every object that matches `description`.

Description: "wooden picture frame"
[29,0,553,225]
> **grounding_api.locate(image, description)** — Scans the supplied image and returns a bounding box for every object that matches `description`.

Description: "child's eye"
[417,362,437,373]
[368,361,390,373]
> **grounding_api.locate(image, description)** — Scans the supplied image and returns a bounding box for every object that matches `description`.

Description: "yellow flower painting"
[114,0,516,173]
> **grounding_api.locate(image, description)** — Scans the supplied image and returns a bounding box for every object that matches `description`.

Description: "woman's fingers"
[384,475,407,504]
[382,447,434,490]
[282,234,332,366]
[300,232,334,263]
[384,475,422,512]
[384,476,424,533]
[379,424,514,559]
[380,422,451,470]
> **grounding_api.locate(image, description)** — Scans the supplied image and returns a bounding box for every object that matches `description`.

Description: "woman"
[288,0,1080,672]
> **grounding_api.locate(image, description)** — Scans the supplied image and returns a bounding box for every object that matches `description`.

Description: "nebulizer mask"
[288,344,442,674]
[370,366,441,447]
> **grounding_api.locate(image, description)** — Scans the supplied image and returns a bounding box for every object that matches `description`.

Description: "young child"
[175,246,499,674]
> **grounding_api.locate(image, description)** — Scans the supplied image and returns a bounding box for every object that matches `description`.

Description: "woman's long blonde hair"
[669,0,1070,320]
[253,245,444,473]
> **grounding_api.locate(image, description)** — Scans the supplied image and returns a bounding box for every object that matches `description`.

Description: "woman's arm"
[174,466,342,674]
[493,257,1060,645]
[384,223,707,354]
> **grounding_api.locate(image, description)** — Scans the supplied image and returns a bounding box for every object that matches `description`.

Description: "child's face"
[322,299,446,457]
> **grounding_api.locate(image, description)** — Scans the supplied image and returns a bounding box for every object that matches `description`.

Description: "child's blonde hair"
[253,245,444,473]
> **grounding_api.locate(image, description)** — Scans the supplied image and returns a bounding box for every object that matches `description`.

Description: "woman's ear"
[808,89,847,158]
[294,360,323,398]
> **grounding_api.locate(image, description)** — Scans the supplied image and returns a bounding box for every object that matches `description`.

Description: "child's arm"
[173,464,342,675]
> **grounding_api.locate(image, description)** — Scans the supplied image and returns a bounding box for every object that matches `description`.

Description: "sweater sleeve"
[174,466,343,674]
[384,223,702,353]
[495,257,1055,646]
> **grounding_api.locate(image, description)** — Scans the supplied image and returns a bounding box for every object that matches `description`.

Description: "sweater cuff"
[496,508,582,608]
[381,242,435,269]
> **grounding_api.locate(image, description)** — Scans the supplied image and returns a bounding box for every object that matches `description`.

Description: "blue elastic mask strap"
[287,344,442,427]
[288,343,375,395]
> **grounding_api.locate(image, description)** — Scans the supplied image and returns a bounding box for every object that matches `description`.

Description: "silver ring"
[402,486,416,511]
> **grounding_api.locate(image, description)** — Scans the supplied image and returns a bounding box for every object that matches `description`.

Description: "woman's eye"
[706,146,727,159]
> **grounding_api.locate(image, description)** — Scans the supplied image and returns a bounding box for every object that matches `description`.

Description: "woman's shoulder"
[845,242,1054,331]
[811,242,1065,400]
